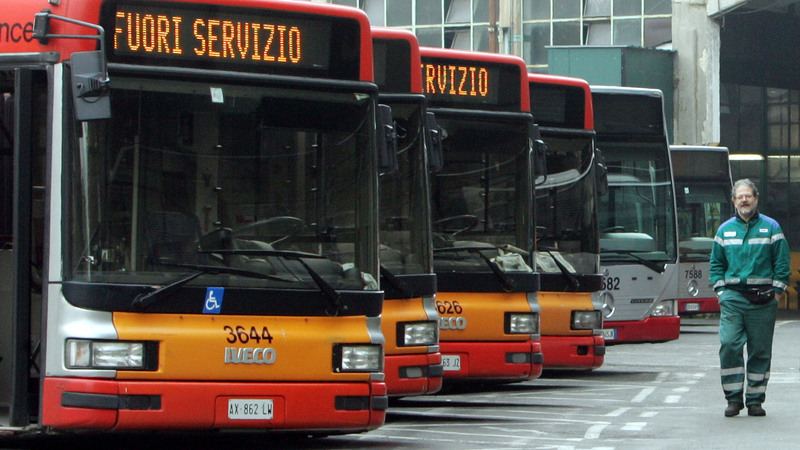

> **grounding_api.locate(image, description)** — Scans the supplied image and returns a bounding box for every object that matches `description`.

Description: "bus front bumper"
[384,352,443,397]
[438,340,543,381]
[540,335,605,370]
[602,316,681,344]
[42,377,387,432]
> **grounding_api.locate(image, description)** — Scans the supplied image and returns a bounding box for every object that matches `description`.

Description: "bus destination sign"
[421,57,520,111]
[102,1,346,76]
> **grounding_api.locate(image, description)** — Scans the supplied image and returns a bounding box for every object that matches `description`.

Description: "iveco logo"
[630,298,654,304]
[225,347,277,364]
[439,316,467,330]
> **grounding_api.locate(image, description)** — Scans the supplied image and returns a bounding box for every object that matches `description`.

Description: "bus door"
[0,67,48,427]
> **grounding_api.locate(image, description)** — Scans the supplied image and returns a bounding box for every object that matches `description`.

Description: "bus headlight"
[398,321,438,346]
[505,312,539,334]
[334,344,383,372]
[571,310,602,330]
[65,339,157,370]
[650,299,676,317]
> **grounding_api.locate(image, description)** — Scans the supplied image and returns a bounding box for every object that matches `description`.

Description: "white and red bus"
[593,86,681,344]
[371,27,442,396]
[530,74,605,369]
[0,0,389,434]
[670,145,733,315]
[421,47,543,382]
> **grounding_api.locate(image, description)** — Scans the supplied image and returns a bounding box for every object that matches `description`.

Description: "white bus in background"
[670,145,733,315]
[592,86,681,344]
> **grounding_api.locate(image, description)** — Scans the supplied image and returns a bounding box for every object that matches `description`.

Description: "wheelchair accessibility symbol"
[204,287,224,314]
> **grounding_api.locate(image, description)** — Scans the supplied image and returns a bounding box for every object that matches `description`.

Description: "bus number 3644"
[225,325,274,344]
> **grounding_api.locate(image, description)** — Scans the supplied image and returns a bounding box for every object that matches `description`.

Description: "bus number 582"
[604,277,620,290]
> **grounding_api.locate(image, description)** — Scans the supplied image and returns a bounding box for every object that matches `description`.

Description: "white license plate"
[228,399,274,420]
[442,354,462,371]
[602,328,617,340]
[685,303,701,312]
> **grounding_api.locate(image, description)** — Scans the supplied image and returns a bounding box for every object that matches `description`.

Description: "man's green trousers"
[718,289,778,406]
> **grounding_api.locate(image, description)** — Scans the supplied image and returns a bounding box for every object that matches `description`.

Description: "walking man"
[709,178,790,417]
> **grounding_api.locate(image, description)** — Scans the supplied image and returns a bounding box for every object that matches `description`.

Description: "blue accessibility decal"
[203,287,224,314]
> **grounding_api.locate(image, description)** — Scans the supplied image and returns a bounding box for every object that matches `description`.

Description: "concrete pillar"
[672,0,721,145]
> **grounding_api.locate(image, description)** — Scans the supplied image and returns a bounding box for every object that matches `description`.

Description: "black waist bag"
[741,286,775,305]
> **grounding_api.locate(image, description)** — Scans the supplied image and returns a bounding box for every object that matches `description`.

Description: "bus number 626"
[436,300,463,314]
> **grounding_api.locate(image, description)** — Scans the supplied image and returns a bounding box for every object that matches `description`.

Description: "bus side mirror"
[425,112,444,173]
[377,104,398,177]
[533,140,548,186]
[595,148,609,196]
[70,51,111,120]
[33,10,111,121]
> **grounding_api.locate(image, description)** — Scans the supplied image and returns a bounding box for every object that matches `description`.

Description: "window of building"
[363,0,386,26]
[554,0,581,19]
[553,21,582,46]
[417,28,443,47]
[387,0,413,26]
[644,17,671,47]
[473,0,491,22]
[342,0,672,71]
[614,0,641,16]
[446,27,472,49]
[446,0,472,23]
[524,0,550,20]
[473,26,491,52]
[644,0,671,15]
[523,22,550,65]
[613,18,641,46]
[586,22,612,45]
[417,0,443,25]
[585,0,611,17]
[739,85,767,154]
[722,83,800,250]
[767,88,800,152]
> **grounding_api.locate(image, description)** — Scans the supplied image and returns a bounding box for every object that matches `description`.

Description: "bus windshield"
[431,116,532,269]
[535,135,598,274]
[598,141,677,264]
[675,182,731,262]
[67,76,379,291]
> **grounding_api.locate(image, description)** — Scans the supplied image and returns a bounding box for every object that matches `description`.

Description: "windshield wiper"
[600,249,666,273]
[540,249,580,291]
[132,264,286,310]
[434,245,516,292]
[201,249,343,315]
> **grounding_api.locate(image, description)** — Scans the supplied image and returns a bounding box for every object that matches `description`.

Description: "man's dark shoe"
[724,402,744,417]
[748,404,766,416]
